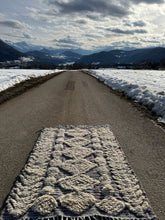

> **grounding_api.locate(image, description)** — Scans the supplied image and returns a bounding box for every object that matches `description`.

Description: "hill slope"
[0,39,24,62]
[80,47,165,65]
[26,49,81,65]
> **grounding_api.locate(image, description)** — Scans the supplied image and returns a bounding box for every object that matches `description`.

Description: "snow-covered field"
[0,68,165,124]
[0,69,62,93]
[87,69,165,124]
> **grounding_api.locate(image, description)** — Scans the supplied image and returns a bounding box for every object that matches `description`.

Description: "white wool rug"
[0,125,156,220]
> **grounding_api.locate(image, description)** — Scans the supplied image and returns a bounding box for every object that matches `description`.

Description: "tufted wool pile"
[0,125,156,220]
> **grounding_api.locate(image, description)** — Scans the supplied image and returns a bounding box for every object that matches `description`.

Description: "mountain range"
[79,48,165,65]
[5,41,44,53]
[0,39,165,66]
[0,40,83,65]
[25,49,82,65]
[6,41,91,55]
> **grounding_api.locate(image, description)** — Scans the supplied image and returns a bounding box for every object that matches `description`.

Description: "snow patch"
[86,69,165,124]
[0,69,63,92]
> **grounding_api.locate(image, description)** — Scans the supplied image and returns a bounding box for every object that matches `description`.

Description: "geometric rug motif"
[62,146,94,159]
[0,125,157,220]
[58,158,97,175]
[58,174,100,191]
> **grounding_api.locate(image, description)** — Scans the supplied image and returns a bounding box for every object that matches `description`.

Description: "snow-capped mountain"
[5,41,44,53]
[6,41,92,55]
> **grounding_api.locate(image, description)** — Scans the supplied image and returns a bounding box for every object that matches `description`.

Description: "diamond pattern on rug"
[58,174,99,191]
[59,159,97,175]
[96,196,125,216]
[62,146,94,159]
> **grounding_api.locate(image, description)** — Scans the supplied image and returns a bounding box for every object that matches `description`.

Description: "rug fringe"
[21,215,157,220]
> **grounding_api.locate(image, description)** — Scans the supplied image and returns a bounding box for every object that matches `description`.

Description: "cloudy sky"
[0,0,165,51]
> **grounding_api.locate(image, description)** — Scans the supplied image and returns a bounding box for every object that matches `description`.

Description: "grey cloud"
[131,0,164,4]
[106,28,134,34]
[84,34,102,40]
[55,43,79,49]
[124,23,132,27]
[46,0,164,20]
[0,13,4,18]
[76,19,87,24]
[86,14,101,20]
[27,7,55,22]
[133,21,146,27]
[3,33,23,38]
[46,0,130,18]
[123,19,132,27]
[2,32,33,40]
[0,20,25,29]
[26,0,165,27]
[106,28,147,34]
[53,36,80,46]
[85,34,99,38]
[23,33,32,39]
[96,26,106,30]
[141,39,161,43]
[92,40,142,51]
[134,29,147,33]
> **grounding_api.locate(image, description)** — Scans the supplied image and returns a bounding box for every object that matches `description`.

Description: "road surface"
[0,70,164,219]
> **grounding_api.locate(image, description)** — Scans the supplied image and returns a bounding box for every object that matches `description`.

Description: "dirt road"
[0,71,164,219]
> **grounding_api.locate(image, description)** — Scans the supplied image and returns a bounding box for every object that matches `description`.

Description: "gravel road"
[0,70,164,219]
